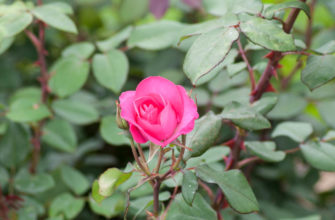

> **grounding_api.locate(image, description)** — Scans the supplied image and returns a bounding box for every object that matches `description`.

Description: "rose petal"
[135,76,184,120]
[130,124,147,143]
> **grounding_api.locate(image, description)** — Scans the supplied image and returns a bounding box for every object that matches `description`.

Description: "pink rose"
[119,76,199,147]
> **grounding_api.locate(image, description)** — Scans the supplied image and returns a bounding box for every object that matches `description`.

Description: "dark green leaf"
[32,5,77,33]
[272,121,313,142]
[42,118,77,153]
[100,115,129,146]
[61,165,90,196]
[0,122,31,168]
[240,14,296,51]
[264,1,310,19]
[318,100,335,129]
[15,171,55,194]
[301,141,335,171]
[166,193,217,220]
[0,166,9,188]
[98,168,132,197]
[183,27,239,85]
[182,170,198,206]
[245,141,285,162]
[209,70,248,93]
[220,102,271,130]
[92,49,129,94]
[196,166,259,213]
[49,57,90,98]
[301,55,335,90]
[184,111,222,159]
[52,99,99,125]
[268,93,307,119]
[213,88,250,107]
[251,93,278,115]
[186,146,230,168]
[49,193,85,219]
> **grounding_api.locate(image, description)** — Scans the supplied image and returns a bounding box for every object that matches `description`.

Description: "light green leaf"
[0,122,31,168]
[100,115,129,146]
[119,0,148,24]
[203,0,262,16]
[301,141,335,171]
[314,40,335,54]
[184,112,222,159]
[89,193,124,218]
[15,171,55,194]
[209,70,248,93]
[62,42,95,59]
[182,171,198,206]
[166,194,217,220]
[245,141,285,162]
[251,93,278,115]
[32,5,77,33]
[240,14,296,52]
[42,118,77,153]
[268,93,307,119]
[61,165,90,196]
[186,146,230,168]
[45,2,73,14]
[196,166,259,213]
[272,121,313,143]
[213,87,250,107]
[128,20,183,50]
[0,12,33,37]
[92,49,129,94]
[18,196,45,219]
[322,130,335,142]
[183,27,239,85]
[97,26,133,52]
[220,102,271,130]
[264,1,310,19]
[227,62,247,77]
[98,168,132,197]
[52,99,99,125]
[301,55,335,90]
[318,101,335,129]
[91,180,105,203]
[49,57,90,98]
[49,193,85,219]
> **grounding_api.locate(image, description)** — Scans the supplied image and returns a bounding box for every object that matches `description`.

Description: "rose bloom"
[119,76,199,147]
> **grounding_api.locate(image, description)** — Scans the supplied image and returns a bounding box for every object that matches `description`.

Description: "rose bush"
[119,76,198,146]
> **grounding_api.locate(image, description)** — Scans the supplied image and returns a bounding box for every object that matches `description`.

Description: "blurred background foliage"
[0,0,335,219]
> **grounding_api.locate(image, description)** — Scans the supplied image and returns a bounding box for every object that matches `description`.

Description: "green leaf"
[203,0,262,16]
[18,196,45,219]
[6,95,51,123]
[100,115,129,146]
[45,2,73,14]
[239,14,296,52]
[0,36,14,55]
[220,102,271,130]
[166,193,217,220]
[89,193,124,218]
[42,118,77,153]
[60,165,90,196]
[119,0,148,23]
[268,93,307,119]
[97,26,133,52]
[184,111,222,159]
[0,12,33,37]
[52,99,99,125]
[183,27,239,85]
[91,180,105,203]
[98,168,132,197]
[301,55,335,90]
[196,166,259,213]
[186,146,230,168]
[213,87,250,107]
[314,40,335,54]
[0,166,9,188]
[322,130,335,142]
[251,93,278,115]
[0,122,31,168]
[318,100,335,129]
[32,5,77,34]
[300,141,335,171]
[227,62,247,77]
[14,171,55,194]
[62,42,95,59]
[209,70,248,93]
[49,193,85,219]
[245,141,285,162]
[264,1,310,19]
[182,171,198,206]
[128,20,183,50]
[92,49,129,94]
[272,121,313,143]
[49,57,90,98]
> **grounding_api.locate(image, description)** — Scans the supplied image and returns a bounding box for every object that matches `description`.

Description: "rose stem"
[237,37,256,91]
[129,139,151,176]
[153,179,161,218]
[136,143,150,172]
[154,148,164,174]
[24,0,50,174]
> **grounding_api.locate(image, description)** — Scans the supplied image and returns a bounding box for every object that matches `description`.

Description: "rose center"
[139,103,159,124]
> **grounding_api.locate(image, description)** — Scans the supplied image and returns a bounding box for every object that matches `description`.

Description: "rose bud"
[119,76,199,147]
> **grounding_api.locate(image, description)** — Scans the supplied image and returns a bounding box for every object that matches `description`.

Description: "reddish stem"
[237,38,256,91]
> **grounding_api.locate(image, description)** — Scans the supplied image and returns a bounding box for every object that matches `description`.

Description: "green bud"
[115,101,129,130]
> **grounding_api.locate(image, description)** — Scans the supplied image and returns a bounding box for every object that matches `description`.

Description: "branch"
[237,38,256,91]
